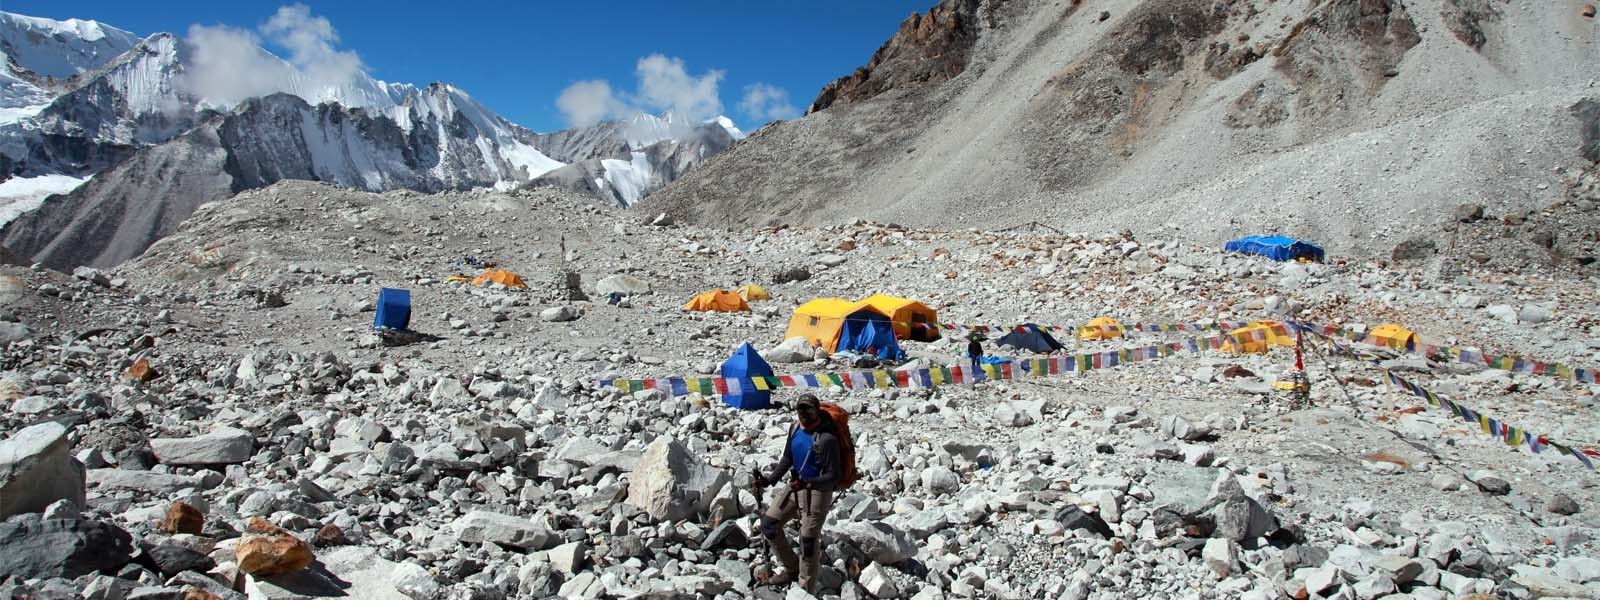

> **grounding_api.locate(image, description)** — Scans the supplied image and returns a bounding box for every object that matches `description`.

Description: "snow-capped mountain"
[0,10,747,269]
[530,115,742,207]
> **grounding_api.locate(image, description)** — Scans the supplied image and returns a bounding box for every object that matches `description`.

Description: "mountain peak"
[0,11,142,79]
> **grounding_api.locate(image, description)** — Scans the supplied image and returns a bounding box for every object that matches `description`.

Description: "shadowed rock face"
[808,0,994,114]
[1575,99,1600,164]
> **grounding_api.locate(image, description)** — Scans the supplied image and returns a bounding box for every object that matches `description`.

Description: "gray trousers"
[761,484,835,590]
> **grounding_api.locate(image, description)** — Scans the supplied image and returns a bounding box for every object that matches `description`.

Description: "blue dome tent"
[837,308,905,361]
[996,324,1065,354]
[719,342,774,410]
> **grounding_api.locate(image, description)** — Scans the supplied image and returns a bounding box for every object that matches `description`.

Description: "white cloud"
[261,4,365,92]
[555,80,626,128]
[635,54,724,125]
[181,24,294,106]
[180,4,369,108]
[738,83,800,123]
[555,54,730,139]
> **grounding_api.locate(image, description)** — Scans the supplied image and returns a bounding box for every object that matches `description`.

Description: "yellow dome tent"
[857,293,939,341]
[1370,323,1420,351]
[738,285,771,301]
[1226,321,1295,354]
[684,289,751,312]
[1078,316,1124,341]
[784,298,864,351]
[471,269,527,288]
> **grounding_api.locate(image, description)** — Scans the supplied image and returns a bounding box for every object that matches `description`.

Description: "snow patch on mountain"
[0,172,87,224]
[599,152,656,207]
[0,12,141,78]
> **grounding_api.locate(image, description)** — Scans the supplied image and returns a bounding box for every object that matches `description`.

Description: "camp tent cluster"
[784,295,938,361]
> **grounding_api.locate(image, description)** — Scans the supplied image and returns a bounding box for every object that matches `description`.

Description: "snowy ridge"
[0,12,140,79]
[599,152,657,207]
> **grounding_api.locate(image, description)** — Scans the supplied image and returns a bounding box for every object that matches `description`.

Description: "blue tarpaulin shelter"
[837,309,905,361]
[1224,235,1325,262]
[720,342,774,410]
[996,324,1066,354]
[374,288,411,331]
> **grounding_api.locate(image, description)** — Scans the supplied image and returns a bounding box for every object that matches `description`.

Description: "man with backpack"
[754,394,853,592]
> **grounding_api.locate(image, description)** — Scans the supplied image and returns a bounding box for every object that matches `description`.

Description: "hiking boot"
[767,569,796,586]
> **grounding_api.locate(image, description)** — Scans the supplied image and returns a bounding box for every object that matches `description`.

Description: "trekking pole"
[749,469,774,584]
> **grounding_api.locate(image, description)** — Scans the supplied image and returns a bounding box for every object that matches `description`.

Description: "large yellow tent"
[857,294,939,341]
[1226,321,1295,354]
[684,289,751,312]
[1078,316,1124,341]
[1370,323,1420,351]
[784,298,863,351]
[738,285,771,301]
[471,269,527,288]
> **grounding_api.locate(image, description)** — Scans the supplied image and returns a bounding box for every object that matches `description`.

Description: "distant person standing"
[967,335,984,381]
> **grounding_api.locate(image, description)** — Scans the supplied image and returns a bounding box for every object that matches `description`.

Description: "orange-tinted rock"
[160,501,205,535]
[127,358,158,382]
[313,524,347,547]
[183,588,220,600]
[235,532,313,576]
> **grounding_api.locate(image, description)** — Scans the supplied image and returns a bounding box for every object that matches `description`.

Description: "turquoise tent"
[720,342,773,410]
[837,309,904,361]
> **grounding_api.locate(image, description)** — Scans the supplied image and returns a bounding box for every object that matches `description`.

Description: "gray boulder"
[540,306,579,322]
[0,322,32,345]
[596,275,651,296]
[149,427,255,466]
[451,511,556,550]
[837,521,916,565]
[0,518,135,579]
[0,422,86,519]
[625,437,728,522]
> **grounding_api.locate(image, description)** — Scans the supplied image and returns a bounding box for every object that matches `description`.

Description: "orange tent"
[684,289,750,312]
[471,269,527,288]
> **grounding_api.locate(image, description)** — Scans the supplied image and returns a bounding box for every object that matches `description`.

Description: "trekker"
[754,394,843,591]
[967,335,984,381]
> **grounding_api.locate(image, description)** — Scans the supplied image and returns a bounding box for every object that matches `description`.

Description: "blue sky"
[11,1,934,132]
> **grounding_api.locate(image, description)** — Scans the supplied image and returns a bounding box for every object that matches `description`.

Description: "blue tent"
[996,324,1065,354]
[837,309,905,361]
[720,342,774,410]
[1224,235,1325,262]
[374,288,411,331]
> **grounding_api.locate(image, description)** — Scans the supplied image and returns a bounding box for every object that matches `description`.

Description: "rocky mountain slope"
[644,0,1600,259]
[0,180,1596,599]
[0,11,747,270]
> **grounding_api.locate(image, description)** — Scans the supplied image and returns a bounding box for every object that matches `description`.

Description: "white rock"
[859,562,900,598]
[541,306,579,322]
[838,521,916,564]
[921,466,960,495]
[1202,538,1237,579]
[451,510,556,550]
[1518,304,1553,324]
[549,541,588,574]
[149,427,255,466]
[0,422,85,519]
[626,437,728,521]
[763,337,815,363]
[1484,304,1518,323]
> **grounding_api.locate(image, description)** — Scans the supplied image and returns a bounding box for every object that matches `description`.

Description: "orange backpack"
[819,402,859,489]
